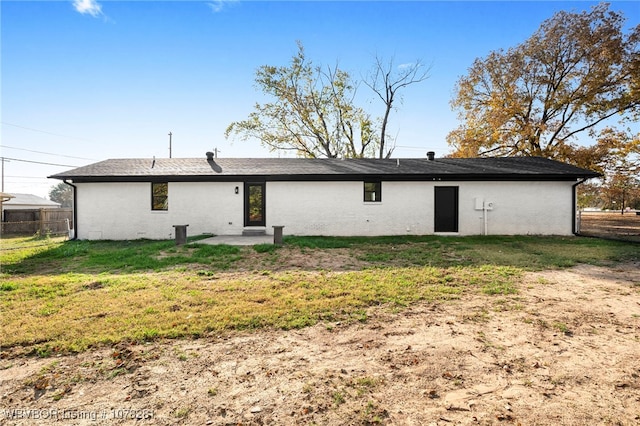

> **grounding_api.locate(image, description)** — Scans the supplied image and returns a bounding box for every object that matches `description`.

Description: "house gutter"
[63,180,78,240]
[572,178,588,235]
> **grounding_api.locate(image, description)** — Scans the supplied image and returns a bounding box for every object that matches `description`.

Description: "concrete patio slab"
[197,235,274,246]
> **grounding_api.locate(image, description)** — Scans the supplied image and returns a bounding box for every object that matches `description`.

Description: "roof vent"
[426,151,435,161]
[206,151,214,161]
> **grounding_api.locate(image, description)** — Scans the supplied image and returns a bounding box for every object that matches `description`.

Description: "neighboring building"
[1,193,65,235]
[0,192,15,220]
[49,154,600,240]
[0,192,14,202]
[2,193,61,212]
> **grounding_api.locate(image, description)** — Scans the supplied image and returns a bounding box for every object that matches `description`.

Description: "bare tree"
[364,56,431,158]
[225,42,378,158]
[227,44,431,159]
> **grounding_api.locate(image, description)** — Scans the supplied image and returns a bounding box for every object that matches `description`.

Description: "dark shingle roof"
[49,156,600,182]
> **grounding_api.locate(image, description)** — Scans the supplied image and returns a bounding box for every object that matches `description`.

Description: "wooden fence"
[1,208,73,236]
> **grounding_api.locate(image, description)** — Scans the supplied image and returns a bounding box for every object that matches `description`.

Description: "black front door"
[434,186,458,232]
[244,182,265,227]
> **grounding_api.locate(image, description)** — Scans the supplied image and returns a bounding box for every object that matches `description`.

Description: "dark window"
[364,181,381,202]
[151,182,168,211]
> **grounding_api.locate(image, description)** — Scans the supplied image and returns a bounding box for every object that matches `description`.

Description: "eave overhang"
[55,172,600,183]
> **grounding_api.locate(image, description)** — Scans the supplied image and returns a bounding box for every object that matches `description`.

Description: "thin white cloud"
[207,0,238,14]
[73,0,103,18]
[398,62,416,70]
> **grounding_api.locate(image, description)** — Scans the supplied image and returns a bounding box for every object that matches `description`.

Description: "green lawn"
[1,234,638,356]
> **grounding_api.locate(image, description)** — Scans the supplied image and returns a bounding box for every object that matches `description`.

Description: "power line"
[395,145,433,151]
[0,144,97,161]
[0,157,78,168]
[1,121,93,142]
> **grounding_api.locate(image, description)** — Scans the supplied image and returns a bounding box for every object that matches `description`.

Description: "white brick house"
[49,154,599,240]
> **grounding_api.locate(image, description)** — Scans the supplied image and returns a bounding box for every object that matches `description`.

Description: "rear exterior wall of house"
[74,180,576,240]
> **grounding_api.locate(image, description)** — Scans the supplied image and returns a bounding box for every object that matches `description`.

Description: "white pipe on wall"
[483,204,488,235]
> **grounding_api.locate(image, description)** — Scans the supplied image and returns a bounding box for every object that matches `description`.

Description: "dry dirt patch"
[1,262,639,425]
[580,212,640,242]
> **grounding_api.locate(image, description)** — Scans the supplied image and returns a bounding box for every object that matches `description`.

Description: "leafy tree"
[577,182,602,209]
[600,171,640,211]
[364,56,430,158]
[49,182,73,208]
[578,134,640,211]
[447,3,639,173]
[226,42,379,158]
[592,127,640,210]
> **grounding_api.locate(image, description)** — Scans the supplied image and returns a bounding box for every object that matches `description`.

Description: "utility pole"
[1,157,4,192]
[0,157,3,224]
[168,132,173,158]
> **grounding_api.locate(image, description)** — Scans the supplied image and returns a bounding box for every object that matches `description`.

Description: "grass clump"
[253,243,280,253]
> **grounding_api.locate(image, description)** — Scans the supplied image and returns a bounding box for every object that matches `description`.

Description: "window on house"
[364,181,381,202]
[151,182,168,211]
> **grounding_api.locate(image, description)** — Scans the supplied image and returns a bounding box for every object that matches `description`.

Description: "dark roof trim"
[66,173,591,183]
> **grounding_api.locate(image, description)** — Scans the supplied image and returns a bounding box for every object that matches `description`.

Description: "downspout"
[483,202,488,236]
[572,178,587,236]
[63,180,78,240]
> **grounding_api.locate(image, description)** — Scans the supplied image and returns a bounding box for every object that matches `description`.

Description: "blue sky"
[1,0,638,198]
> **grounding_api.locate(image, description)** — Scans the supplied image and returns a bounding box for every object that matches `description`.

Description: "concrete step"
[242,228,266,236]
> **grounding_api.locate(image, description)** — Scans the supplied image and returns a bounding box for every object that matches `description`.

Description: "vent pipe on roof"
[427,151,435,161]
[206,151,214,161]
